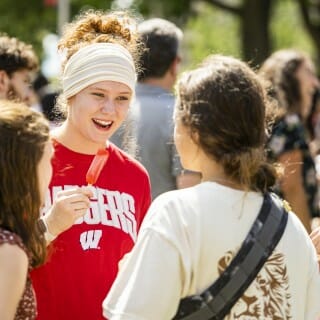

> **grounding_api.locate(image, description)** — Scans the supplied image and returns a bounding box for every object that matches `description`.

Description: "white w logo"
[80,230,102,250]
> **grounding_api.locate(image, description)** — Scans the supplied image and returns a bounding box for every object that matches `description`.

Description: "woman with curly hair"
[30,10,151,320]
[103,55,320,320]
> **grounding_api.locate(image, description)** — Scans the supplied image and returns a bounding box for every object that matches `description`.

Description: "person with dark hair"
[32,72,63,125]
[0,34,38,103]
[111,18,200,199]
[259,49,320,233]
[0,100,52,319]
[103,55,320,319]
[30,10,151,320]
[137,18,181,82]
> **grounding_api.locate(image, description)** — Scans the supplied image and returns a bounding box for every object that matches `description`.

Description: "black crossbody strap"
[174,193,288,320]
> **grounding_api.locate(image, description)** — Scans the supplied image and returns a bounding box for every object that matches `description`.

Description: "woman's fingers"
[56,186,93,199]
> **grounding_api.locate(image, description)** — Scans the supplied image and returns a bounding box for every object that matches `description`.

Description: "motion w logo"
[80,230,102,250]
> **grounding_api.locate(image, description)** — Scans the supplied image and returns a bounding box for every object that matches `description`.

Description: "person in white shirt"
[103,54,320,320]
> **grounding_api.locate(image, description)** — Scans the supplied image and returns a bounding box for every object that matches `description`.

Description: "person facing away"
[30,10,152,320]
[0,34,38,103]
[0,100,53,320]
[103,55,320,319]
[111,18,200,199]
[259,49,320,233]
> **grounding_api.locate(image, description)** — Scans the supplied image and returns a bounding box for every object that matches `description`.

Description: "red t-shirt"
[31,141,151,320]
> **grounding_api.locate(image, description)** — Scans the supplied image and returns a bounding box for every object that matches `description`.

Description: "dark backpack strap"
[174,193,288,320]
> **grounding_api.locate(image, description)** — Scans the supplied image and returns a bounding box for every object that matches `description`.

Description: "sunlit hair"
[0,100,49,267]
[58,10,142,74]
[175,54,278,192]
[0,34,39,75]
[259,49,312,115]
[56,11,141,107]
[54,9,143,154]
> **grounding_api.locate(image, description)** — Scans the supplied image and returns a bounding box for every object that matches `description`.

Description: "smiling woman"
[66,80,133,151]
[30,9,151,320]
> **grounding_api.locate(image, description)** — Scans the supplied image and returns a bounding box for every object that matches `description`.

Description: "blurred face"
[6,69,34,104]
[37,140,54,206]
[296,59,319,119]
[174,118,199,171]
[67,81,132,151]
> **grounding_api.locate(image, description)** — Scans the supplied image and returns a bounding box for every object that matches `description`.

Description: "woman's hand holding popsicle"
[41,149,109,243]
[42,187,93,241]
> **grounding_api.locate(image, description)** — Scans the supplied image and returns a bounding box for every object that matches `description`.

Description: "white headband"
[62,43,136,99]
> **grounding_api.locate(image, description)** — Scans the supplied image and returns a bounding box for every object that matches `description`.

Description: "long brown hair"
[259,49,311,116]
[175,55,278,193]
[0,100,49,267]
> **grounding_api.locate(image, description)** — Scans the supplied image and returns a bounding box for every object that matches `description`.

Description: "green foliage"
[0,0,316,73]
[183,2,241,69]
[0,0,114,59]
[0,0,56,58]
[271,0,314,55]
[182,0,315,69]
[134,0,193,24]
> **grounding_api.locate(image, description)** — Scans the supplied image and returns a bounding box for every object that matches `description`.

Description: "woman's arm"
[0,244,28,320]
[278,149,311,232]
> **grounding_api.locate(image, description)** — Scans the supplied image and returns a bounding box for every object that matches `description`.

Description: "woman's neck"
[200,159,244,190]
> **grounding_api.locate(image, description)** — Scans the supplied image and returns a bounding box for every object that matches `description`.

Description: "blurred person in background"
[259,49,320,233]
[0,34,38,103]
[111,18,200,200]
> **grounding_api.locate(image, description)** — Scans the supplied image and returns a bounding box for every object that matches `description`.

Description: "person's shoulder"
[142,187,201,233]
[0,241,28,264]
[0,240,29,293]
[0,228,25,248]
[136,83,174,100]
[152,185,200,210]
[109,142,149,176]
[283,208,315,252]
[0,229,28,268]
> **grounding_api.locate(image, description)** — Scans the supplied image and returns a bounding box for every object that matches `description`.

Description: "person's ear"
[0,70,9,95]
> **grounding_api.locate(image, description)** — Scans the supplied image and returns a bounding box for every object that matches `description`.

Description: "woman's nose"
[101,99,115,113]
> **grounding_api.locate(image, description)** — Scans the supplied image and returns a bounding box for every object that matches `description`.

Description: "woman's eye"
[117,96,129,101]
[92,92,104,97]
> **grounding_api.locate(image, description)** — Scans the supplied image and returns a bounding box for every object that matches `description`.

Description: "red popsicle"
[86,148,109,185]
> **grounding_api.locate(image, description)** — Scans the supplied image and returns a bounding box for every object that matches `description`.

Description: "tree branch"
[297,0,320,42]
[297,0,312,32]
[203,0,243,15]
